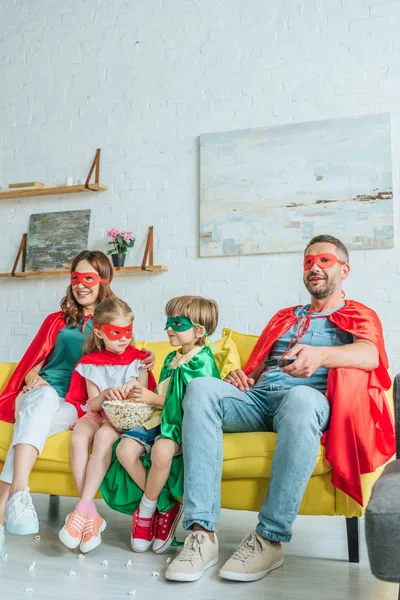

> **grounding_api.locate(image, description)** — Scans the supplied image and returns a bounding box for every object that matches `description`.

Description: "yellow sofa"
[0,328,392,561]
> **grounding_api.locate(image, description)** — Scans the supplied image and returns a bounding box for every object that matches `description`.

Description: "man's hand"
[141,349,156,371]
[224,369,255,392]
[127,382,159,405]
[103,387,125,401]
[23,375,49,392]
[280,344,323,378]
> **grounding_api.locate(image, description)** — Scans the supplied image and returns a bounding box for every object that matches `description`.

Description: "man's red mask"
[303,253,346,271]
[71,272,110,288]
[93,320,133,340]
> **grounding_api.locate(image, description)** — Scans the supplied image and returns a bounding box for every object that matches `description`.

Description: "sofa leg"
[49,494,60,520]
[345,517,360,563]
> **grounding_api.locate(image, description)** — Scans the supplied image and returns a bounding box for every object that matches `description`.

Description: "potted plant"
[107,229,135,267]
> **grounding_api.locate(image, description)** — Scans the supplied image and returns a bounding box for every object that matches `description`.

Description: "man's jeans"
[182,378,330,543]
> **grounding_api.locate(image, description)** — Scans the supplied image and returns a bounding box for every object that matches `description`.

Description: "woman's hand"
[140,349,156,371]
[22,375,49,393]
[103,387,124,401]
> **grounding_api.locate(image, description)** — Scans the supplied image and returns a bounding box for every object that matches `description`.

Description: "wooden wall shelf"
[0,149,107,200]
[0,227,168,278]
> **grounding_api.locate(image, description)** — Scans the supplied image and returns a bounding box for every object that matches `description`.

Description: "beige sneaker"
[219,531,283,582]
[165,531,219,582]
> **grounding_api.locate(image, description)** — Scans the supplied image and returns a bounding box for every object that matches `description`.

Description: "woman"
[0,250,155,551]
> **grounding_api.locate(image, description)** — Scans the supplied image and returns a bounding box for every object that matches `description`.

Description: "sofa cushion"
[0,420,331,479]
[222,328,258,368]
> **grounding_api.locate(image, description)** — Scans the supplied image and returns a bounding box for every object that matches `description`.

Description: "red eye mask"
[303,253,346,271]
[93,320,133,340]
[71,272,110,288]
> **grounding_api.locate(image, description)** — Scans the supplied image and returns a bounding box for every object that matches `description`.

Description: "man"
[166,234,395,583]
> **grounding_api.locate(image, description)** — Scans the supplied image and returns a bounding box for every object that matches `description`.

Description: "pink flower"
[123,232,134,243]
[107,228,119,240]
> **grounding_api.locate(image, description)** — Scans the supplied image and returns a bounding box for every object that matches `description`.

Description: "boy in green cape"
[100,295,220,554]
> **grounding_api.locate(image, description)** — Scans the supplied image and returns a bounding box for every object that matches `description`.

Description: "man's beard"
[304,275,338,299]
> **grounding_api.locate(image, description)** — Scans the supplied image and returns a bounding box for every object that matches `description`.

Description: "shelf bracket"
[141,226,154,270]
[11,233,27,276]
[85,149,101,190]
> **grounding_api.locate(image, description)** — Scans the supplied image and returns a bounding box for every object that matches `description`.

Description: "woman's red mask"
[93,320,133,340]
[303,253,346,271]
[71,272,110,288]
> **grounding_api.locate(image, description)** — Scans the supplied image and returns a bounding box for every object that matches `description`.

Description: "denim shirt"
[249,304,353,397]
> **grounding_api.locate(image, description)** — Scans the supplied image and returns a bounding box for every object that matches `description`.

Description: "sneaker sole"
[219,558,284,582]
[165,557,218,582]
[6,522,39,536]
[152,504,183,554]
[80,520,107,554]
[131,535,154,553]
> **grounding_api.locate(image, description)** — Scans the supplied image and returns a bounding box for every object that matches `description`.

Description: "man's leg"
[220,385,330,582]
[182,377,267,533]
[257,385,330,541]
[166,377,267,582]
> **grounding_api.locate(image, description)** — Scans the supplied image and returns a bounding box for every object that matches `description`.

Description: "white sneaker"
[0,523,4,553]
[5,488,39,535]
[165,531,219,582]
[219,531,283,582]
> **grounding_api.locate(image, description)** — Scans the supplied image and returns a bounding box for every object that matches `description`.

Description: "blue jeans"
[182,378,330,543]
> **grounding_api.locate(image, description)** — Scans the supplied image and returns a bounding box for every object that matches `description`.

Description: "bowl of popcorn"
[102,400,156,432]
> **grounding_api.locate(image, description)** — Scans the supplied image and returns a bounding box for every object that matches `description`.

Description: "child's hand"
[103,387,125,401]
[127,383,157,405]
[120,380,137,398]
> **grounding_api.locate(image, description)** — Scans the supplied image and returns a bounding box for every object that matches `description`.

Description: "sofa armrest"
[393,374,400,458]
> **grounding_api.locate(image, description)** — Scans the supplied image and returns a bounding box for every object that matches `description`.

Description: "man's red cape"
[0,312,66,423]
[244,300,395,506]
[65,346,157,418]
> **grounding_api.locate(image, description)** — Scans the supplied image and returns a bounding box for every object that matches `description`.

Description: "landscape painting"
[26,209,91,271]
[200,113,393,257]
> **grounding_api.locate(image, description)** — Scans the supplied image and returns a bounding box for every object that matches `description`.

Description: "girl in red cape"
[0,252,155,551]
[59,297,156,554]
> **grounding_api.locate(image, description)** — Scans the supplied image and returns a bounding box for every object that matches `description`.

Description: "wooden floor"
[0,494,397,600]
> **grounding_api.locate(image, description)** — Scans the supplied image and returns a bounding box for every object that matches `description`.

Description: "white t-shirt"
[76,360,142,394]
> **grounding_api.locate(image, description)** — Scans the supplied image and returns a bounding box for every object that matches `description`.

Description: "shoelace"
[82,517,95,534]
[68,512,86,534]
[178,532,207,563]
[231,532,264,563]
[21,491,37,520]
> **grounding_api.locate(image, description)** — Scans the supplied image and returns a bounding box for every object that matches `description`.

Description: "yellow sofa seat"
[0,329,392,517]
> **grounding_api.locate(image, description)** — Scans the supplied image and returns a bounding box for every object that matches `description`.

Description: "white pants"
[0,385,78,484]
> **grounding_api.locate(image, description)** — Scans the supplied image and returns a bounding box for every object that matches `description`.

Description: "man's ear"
[341,263,351,280]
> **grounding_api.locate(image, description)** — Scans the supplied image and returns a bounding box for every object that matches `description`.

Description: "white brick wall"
[1,0,400,371]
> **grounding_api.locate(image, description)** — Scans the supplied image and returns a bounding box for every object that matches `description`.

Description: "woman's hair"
[165,295,219,346]
[83,297,134,354]
[60,250,115,326]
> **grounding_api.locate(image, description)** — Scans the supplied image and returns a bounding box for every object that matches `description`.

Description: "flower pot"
[111,253,126,268]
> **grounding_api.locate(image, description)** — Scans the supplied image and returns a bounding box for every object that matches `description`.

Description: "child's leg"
[116,438,147,490]
[145,438,179,501]
[70,419,100,496]
[80,422,120,503]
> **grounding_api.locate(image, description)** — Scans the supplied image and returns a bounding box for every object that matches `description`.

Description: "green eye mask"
[165,315,209,336]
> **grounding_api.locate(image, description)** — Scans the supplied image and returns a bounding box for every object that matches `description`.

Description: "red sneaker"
[131,509,158,553]
[152,500,183,554]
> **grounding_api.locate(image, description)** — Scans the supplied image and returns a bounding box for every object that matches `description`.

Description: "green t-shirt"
[39,319,93,398]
